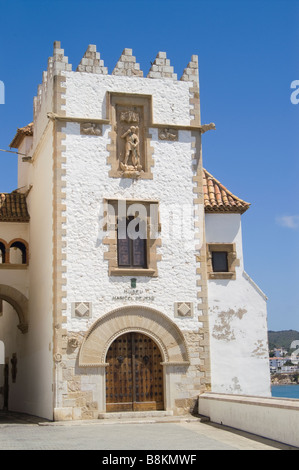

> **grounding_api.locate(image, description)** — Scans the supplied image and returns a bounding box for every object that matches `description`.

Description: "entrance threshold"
[98,410,173,420]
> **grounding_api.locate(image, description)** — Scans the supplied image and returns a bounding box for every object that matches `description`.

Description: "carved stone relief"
[80,122,102,136]
[68,336,80,349]
[158,128,178,141]
[107,93,154,180]
[116,105,144,178]
[174,302,194,318]
[71,302,92,319]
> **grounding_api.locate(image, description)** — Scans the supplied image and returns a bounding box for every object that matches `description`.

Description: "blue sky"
[0,0,298,331]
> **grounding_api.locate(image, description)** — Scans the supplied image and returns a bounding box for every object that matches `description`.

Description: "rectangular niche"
[107,93,154,180]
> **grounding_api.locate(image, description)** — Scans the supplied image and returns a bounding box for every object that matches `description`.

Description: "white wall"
[62,72,199,334]
[21,126,54,420]
[64,72,192,125]
[48,71,205,415]
[0,129,54,420]
[205,213,271,397]
[17,136,33,191]
[198,392,299,448]
[0,222,29,247]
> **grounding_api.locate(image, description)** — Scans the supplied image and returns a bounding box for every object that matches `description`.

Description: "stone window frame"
[8,238,29,265]
[103,198,161,277]
[206,243,239,280]
[106,92,155,180]
[0,239,9,264]
[0,238,29,268]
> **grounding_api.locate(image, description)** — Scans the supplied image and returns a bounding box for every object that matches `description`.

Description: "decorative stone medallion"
[174,302,194,318]
[71,302,92,319]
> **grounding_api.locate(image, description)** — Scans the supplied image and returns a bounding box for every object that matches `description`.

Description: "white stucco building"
[0,42,271,421]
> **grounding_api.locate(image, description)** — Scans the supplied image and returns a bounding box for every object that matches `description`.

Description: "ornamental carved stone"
[174,302,194,318]
[158,128,178,141]
[80,122,102,136]
[117,105,143,178]
[68,336,80,349]
[54,352,62,363]
[107,93,154,180]
[120,125,142,177]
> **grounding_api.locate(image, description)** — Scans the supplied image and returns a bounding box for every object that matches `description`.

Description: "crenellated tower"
[3,41,270,421]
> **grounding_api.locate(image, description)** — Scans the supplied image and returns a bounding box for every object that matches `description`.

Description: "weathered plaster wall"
[205,213,271,397]
[62,122,199,332]
[62,71,199,323]
[64,73,191,125]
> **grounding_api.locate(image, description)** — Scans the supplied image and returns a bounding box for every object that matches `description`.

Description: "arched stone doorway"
[0,285,28,334]
[0,287,28,412]
[79,305,190,367]
[78,305,190,414]
[106,331,164,412]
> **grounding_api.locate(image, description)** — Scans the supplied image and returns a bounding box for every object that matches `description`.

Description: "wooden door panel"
[106,333,134,411]
[106,332,164,412]
[133,333,164,410]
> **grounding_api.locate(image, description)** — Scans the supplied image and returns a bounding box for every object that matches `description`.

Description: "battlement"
[33,41,199,122]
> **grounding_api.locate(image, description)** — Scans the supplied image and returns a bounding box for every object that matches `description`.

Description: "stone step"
[98,410,173,420]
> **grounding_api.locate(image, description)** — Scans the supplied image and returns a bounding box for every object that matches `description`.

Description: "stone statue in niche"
[117,105,144,178]
[120,126,142,171]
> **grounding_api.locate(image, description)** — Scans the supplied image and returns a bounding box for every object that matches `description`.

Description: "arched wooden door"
[106,332,164,412]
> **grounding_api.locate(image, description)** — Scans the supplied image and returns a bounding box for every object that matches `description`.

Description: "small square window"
[212,251,228,272]
[207,243,239,280]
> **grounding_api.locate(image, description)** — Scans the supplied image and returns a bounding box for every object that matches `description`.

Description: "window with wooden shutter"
[104,199,161,277]
[117,217,147,268]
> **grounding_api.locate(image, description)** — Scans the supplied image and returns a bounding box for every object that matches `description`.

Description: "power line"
[0,148,31,158]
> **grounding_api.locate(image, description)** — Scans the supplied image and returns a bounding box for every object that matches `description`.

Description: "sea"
[271,384,299,399]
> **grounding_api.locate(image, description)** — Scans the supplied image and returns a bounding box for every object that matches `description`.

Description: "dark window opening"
[0,242,5,263]
[212,251,228,272]
[117,216,147,268]
[10,241,27,264]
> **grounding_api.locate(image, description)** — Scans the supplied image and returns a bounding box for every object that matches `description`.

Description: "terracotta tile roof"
[0,192,30,222]
[203,168,250,214]
[10,122,33,148]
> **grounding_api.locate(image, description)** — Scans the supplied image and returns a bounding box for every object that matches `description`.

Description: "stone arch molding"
[79,305,190,367]
[0,284,29,333]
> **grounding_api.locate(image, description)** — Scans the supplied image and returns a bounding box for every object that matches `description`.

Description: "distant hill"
[268,330,299,352]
